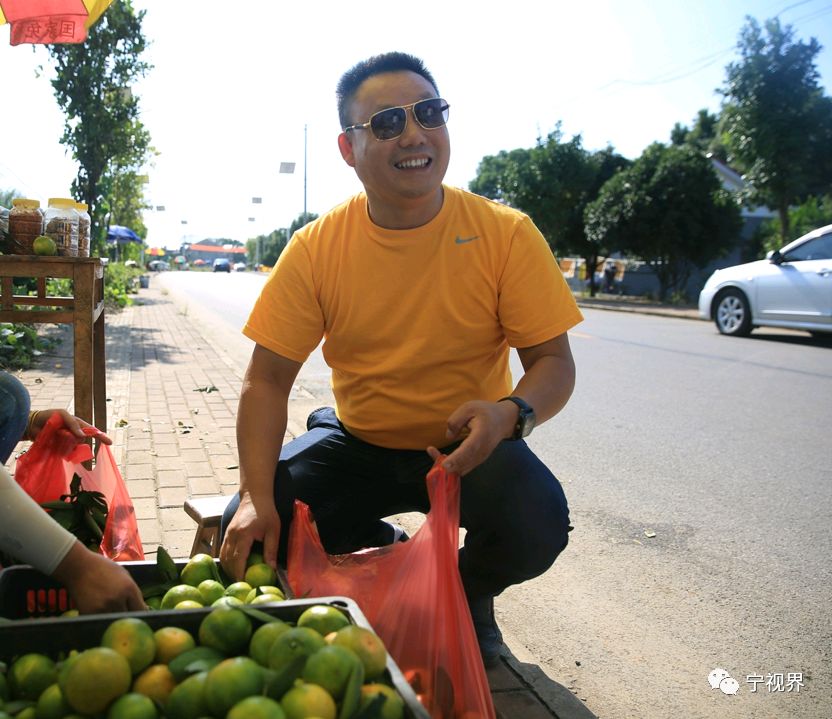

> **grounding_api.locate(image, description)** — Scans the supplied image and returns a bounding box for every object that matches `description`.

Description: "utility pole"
[303,124,308,217]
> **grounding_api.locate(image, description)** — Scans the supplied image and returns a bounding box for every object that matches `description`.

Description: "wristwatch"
[499,396,536,440]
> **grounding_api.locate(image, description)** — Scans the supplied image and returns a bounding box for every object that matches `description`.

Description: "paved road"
[519,309,831,718]
[158,271,832,718]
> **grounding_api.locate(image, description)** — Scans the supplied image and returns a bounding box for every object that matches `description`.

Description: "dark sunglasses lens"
[371,107,407,140]
[415,99,449,128]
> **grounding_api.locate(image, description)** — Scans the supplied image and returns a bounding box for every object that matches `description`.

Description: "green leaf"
[155,545,180,584]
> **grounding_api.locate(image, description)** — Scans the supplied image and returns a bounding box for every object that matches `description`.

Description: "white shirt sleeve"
[0,465,76,575]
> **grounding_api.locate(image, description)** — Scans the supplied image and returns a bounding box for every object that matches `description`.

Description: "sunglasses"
[344,97,450,141]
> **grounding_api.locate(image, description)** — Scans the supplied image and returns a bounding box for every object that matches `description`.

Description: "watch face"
[518,409,535,439]
[501,396,535,440]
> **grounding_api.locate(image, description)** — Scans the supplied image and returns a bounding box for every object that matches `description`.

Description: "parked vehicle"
[698,224,832,337]
[148,260,170,272]
[233,262,247,272]
[212,258,231,273]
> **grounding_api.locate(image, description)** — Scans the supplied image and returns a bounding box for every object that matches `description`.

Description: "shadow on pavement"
[745,330,832,348]
[488,649,598,719]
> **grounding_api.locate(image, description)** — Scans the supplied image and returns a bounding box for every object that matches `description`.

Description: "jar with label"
[44,198,80,257]
[8,199,44,254]
[75,202,91,258]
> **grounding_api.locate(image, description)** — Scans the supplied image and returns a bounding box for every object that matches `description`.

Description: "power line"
[593,0,832,91]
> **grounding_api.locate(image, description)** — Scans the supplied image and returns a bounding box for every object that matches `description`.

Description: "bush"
[755,195,832,255]
[0,263,143,369]
[104,262,144,309]
[0,323,55,370]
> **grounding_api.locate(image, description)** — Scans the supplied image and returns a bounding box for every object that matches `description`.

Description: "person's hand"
[26,409,112,445]
[427,399,518,476]
[219,492,281,582]
[52,541,146,614]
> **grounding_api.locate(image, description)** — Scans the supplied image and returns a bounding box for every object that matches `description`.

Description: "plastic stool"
[184,495,235,558]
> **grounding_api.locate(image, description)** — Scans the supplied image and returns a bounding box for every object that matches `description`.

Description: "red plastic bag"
[14,412,144,561]
[288,458,495,719]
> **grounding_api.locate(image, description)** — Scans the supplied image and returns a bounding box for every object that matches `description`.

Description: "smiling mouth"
[395,158,431,170]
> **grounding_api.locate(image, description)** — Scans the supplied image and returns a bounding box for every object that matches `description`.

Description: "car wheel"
[714,289,752,336]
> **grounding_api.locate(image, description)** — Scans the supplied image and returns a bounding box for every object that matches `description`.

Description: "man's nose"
[398,107,428,145]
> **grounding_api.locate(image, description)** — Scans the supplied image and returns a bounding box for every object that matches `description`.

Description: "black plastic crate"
[0,596,429,719]
[0,559,291,619]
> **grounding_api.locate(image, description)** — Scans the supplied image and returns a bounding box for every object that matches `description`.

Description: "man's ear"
[338,132,356,167]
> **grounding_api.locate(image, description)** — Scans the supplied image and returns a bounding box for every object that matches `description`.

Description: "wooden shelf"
[0,256,107,434]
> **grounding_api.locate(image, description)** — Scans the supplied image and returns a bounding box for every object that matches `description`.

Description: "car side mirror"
[768,249,784,265]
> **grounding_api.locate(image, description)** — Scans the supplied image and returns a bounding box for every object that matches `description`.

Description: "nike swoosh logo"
[455,235,479,244]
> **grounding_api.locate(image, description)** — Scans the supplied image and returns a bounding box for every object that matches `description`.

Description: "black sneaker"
[469,596,503,668]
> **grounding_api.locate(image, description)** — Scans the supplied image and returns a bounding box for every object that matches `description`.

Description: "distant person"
[0,371,145,613]
[604,262,616,293]
[220,51,582,666]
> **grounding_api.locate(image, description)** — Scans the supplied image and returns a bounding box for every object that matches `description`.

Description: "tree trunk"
[779,202,790,246]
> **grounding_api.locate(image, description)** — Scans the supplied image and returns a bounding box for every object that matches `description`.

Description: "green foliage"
[755,195,832,255]
[46,278,72,296]
[0,323,52,370]
[469,127,629,295]
[670,109,728,161]
[46,0,153,256]
[0,188,20,209]
[104,262,144,309]
[289,212,319,236]
[248,212,319,266]
[585,143,742,301]
[719,16,830,242]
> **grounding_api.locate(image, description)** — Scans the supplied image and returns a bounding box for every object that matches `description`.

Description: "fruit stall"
[0,552,430,719]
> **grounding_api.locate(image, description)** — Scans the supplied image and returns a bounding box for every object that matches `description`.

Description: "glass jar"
[75,202,91,258]
[44,198,80,257]
[8,199,44,255]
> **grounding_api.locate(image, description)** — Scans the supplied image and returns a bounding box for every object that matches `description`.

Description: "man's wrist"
[498,396,536,440]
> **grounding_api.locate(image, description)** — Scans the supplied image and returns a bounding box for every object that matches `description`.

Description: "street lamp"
[279,160,298,221]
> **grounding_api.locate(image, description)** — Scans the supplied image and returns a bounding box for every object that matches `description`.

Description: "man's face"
[339,70,450,213]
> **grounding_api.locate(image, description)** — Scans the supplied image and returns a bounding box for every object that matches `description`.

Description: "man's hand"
[426,333,577,476]
[427,399,518,476]
[219,492,281,582]
[54,542,146,614]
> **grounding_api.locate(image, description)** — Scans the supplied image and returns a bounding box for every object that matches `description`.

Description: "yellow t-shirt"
[244,185,583,449]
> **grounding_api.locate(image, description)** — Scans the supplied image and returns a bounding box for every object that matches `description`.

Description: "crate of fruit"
[0,596,429,718]
[0,549,292,620]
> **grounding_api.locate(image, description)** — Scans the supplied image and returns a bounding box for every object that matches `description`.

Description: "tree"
[1,189,20,208]
[470,128,629,295]
[671,109,727,161]
[46,0,152,256]
[585,143,742,301]
[247,212,318,267]
[754,194,832,255]
[719,16,830,243]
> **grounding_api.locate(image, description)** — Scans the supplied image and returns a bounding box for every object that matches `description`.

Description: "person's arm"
[428,332,576,476]
[0,466,144,613]
[220,344,303,581]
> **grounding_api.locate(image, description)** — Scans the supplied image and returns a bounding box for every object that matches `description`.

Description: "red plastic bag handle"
[41,413,104,464]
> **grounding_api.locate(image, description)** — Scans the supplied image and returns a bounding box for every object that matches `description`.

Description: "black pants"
[222,408,571,601]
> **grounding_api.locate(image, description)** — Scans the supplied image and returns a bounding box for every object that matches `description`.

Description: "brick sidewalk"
[11,285,294,560]
[10,281,595,719]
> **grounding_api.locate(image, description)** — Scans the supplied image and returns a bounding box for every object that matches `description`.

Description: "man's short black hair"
[336,52,440,130]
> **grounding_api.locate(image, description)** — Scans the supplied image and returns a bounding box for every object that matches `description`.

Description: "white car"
[698,224,832,337]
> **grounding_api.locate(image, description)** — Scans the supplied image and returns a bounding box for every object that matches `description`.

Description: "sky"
[1,0,831,249]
